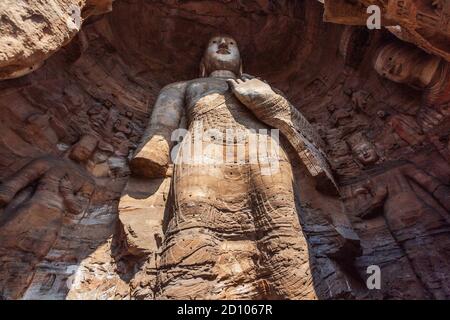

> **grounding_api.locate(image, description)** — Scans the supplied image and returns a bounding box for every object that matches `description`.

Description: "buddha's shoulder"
[188,77,226,86]
[160,81,189,92]
[160,78,221,91]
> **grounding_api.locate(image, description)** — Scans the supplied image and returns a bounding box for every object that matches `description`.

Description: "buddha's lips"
[217,48,230,54]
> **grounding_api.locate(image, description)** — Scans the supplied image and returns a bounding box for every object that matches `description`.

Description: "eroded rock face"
[0,0,114,80]
[323,0,450,62]
[0,0,449,300]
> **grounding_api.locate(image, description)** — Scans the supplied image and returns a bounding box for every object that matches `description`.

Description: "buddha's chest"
[186,78,228,102]
[185,79,265,130]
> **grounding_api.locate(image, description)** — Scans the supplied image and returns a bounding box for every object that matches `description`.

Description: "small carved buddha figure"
[0,143,95,299]
[130,35,339,299]
[348,140,450,299]
[113,115,133,137]
[347,133,380,167]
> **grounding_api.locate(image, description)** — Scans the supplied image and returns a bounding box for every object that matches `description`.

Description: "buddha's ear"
[199,58,207,78]
[238,59,243,78]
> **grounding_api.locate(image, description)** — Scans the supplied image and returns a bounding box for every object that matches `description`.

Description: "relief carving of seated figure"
[0,142,95,299]
[348,136,450,299]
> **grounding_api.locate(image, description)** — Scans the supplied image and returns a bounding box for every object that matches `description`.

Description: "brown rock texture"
[323,0,450,62]
[0,0,114,80]
[0,0,449,300]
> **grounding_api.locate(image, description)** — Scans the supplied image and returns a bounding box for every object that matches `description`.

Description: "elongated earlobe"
[200,59,207,78]
[238,59,243,77]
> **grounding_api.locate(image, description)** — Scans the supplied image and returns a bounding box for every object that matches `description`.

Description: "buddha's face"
[353,142,379,165]
[201,36,241,76]
[374,45,411,83]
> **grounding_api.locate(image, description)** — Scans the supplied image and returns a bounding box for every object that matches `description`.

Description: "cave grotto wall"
[0,0,449,299]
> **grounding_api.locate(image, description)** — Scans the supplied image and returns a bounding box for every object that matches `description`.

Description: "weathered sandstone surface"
[0,0,449,299]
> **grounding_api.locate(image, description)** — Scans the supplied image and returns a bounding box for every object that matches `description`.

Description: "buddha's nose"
[218,39,228,48]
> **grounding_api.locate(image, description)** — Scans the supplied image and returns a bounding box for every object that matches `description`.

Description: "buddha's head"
[374,42,441,89]
[200,35,242,78]
[353,142,379,166]
[374,42,414,83]
[347,133,379,166]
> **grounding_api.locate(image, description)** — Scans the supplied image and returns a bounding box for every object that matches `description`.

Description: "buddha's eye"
[230,42,234,45]
[213,40,217,44]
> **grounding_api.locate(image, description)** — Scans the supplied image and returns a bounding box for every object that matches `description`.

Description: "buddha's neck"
[209,70,237,79]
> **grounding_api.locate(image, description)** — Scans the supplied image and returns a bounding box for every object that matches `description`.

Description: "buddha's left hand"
[227,77,277,106]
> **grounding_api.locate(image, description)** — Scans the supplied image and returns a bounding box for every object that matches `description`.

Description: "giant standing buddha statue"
[129,35,338,299]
